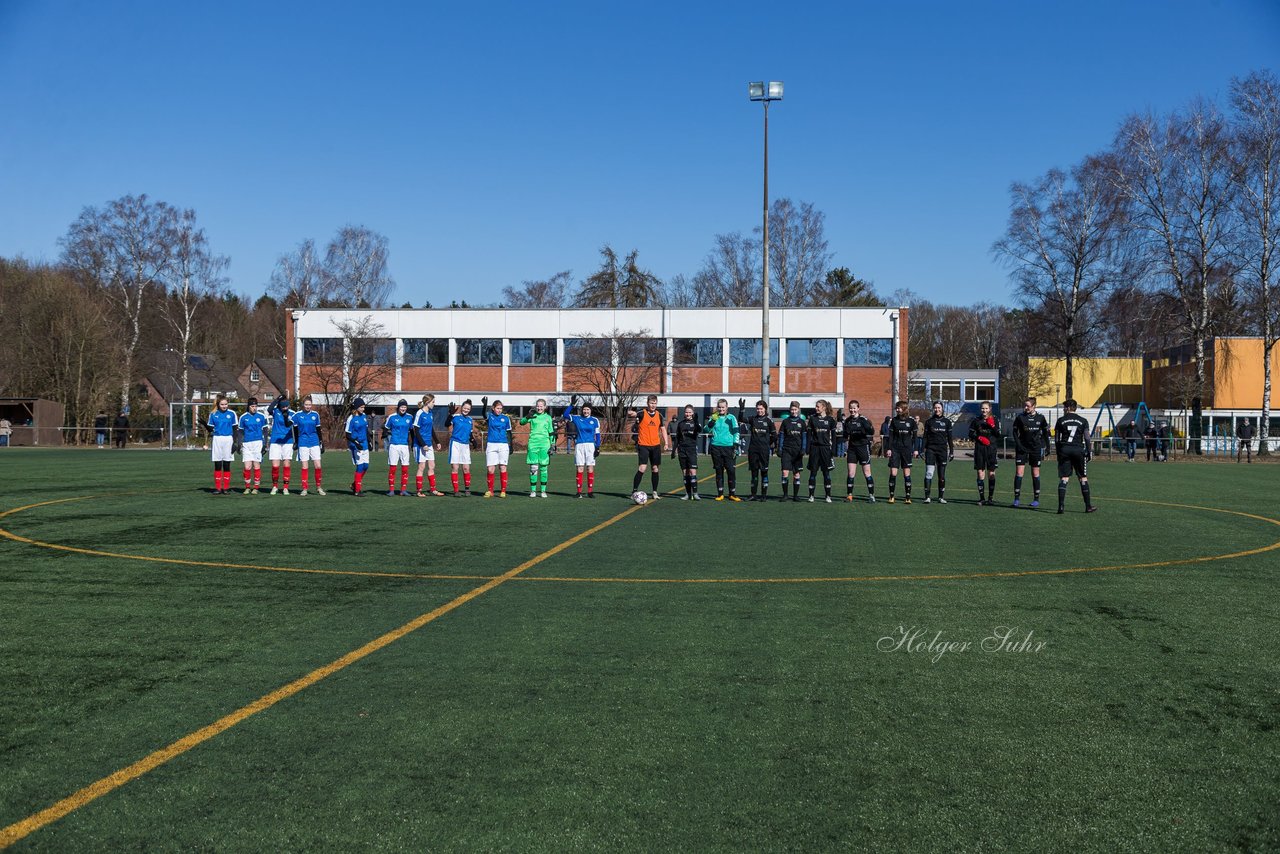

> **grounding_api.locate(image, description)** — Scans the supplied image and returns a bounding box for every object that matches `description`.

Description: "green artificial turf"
[0,448,1277,851]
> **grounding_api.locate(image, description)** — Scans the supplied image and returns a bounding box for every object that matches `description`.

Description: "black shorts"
[924,447,949,467]
[807,446,834,472]
[710,444,736,470]
[637,444,662,466]
[1058,449,1088,479]
[887,444,914,468]
[1015,449,1044,467]
[847,443,871,466]
[780,447,804,472]
[677,447,698,470]
[973,444,998,471]
[748,447,771,471]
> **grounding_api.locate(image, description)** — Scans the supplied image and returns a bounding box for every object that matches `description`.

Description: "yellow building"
[1146,338,1280,409]
[1027,357,1143,407]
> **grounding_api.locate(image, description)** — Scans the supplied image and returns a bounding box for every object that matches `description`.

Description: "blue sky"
[1,1,1277,308]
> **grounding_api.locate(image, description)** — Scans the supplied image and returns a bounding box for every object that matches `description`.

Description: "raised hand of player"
[481,396,488,410]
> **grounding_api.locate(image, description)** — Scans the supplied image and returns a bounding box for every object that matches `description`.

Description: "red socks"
[487,472,495,492]
[588,471,595,493]
[416,475,424,493]
[576,471,583,493]
[271,465,279,486]
[451,472,459,492]
[500,471,508,492]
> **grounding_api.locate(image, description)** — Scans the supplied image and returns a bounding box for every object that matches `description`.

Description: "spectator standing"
[112,412,129,448]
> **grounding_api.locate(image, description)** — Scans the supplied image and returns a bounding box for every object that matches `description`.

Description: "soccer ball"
[631,490,649,505]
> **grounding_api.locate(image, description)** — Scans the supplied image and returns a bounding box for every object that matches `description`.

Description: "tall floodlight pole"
[749,81,783,405]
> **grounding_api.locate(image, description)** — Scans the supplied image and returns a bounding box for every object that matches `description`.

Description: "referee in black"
[885,400,919,504]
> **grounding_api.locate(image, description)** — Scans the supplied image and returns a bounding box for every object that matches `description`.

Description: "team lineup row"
[203,392,1100,514]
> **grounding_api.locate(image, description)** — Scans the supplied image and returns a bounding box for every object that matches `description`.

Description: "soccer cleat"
[938,497,947,504]
[500,491,508,498]
[464,489,471,497]
[417,491,427,498]
[587,492,594,498]
[387,490,396,497]
[540,490,548,498]
[1057,507,1065,514]
[1012,498,1020,507]
[887,496,895,504]
[868,495,876,504]
[923,496,931,504]
[576,492,583,499]
[729,495,742,502]
[281,488,290,495]
[679,494,689,500]
[825,496,832,504]
[651,492,661,501]
[454,491,461,498]
[1030,500,1039,508]
[808,496,815,503]
[715,494,725,501]
[243,487,252,495]
[903,498,911,505]
[845,495,854,502]
[429,490,445,496]
[1086,506,1099,514]
[251,488,259,495]
[300,489,308,496]
[529,492,537,498]
[691,493,700,500]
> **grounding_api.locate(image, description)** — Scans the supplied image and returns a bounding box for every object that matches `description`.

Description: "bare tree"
[993,156,1131,399]
[502,270,571,308]
[164,211,230,412]
[692,232,760,306]
[1231,69,1280,455]
[659,273,697,307]
[1112,102,1239,440]
[324,225,395,308]
[574,245,661,308]
[268,239,332,308]
[761,198,833,306]
[561,328,664,436]
[305,316,396,442]
[60,194,182,410]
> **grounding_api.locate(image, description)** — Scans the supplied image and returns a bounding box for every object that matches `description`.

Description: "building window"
[674,338,723,366]
[403,338,448,365]
[352,338,395,364]
[786,338,836,367]
[249,368,260,383]
[932,380,963,402]
[967,381,997,402]
[302,338,343,364]
[563,338,604,365]
[844,338,893,366]
[510,338,557,366]
[619,338,666,366]
[729,338,780,367]
[457,338,502,365]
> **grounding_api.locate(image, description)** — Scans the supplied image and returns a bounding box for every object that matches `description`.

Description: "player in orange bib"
[630,394,670,500]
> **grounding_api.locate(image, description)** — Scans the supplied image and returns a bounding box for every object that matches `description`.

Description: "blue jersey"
[344,413,369,449]
[269,407,293,443]
[487,413,512,444]
[385,412,413,445]
[569,414,601,447]
[293,410,322,448]
[207,409,237,437]
[412,408,434,447]
[450,413,473,446]
[238,411,267,443]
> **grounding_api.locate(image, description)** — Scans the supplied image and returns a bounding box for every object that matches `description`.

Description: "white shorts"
[211,435,234,462]
[298,445,322,463]
[416,445,435,464]
[269,442,293,461]
[350,447,370,467]
[388,444,411,466]
[575,443,597,467]
[241,440,263,463]
[486,443,510,467]
[449,442,472,466]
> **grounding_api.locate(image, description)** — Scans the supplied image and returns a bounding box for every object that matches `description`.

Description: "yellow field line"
[0,501,647,848]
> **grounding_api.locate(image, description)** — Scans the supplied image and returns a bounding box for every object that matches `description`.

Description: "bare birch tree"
[164,211,230,412]
[692,232,760,306]
[268,239,332,308]
[501,270,571,308]
[324,225,395,308]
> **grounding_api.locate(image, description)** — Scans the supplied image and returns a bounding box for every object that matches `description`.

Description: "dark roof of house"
[252,358,286,391]
[144,351,248,403]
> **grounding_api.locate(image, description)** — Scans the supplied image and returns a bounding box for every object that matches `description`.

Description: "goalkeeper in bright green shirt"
[702,398,742,501]
[520,398,556,498]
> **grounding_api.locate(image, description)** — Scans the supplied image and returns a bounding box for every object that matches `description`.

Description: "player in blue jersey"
[449,399,475,496]
[267,394,294,494]
[291,395,325,495]
[237,397,268,493]
[382,398,414,496]
[205,395,239,493]
[484,398,513,497]
[344,398,371,496]
[412,393,444,497]
[566,397,602,498]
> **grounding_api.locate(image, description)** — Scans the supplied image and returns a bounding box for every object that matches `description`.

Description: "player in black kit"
[1054,398,1096,514]
[885,400,918,504]
[670,405,703,500]
[806,399,837,503]
[778,401,807,501]
[969,400,1001,505]
[1011,396,1052,508]
[842,399,876,503]
[742,400,777,500]
[921,401,954,504]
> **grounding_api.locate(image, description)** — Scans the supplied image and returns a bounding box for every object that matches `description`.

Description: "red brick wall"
[508,367,557,392]
[671,366,721,394]
[401,366,449,392]
[454,366,502,393]
[784,367,837,394]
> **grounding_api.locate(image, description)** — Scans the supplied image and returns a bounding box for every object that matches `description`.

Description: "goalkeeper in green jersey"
[520,398,556,498]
